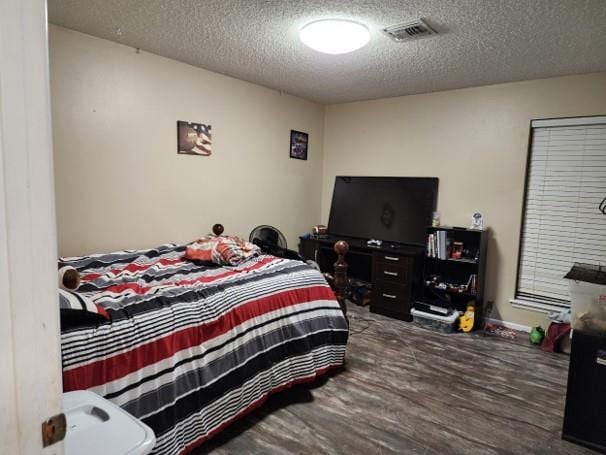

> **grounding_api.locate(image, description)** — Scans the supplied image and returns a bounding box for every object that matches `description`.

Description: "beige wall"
[322,73,606,327]
[50,25,325,257]
[50,24,606,326]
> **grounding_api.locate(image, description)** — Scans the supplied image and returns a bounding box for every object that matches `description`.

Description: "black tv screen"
[327,176,439,246]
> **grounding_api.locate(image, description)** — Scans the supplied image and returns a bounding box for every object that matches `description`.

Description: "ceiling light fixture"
[299,19,370,55]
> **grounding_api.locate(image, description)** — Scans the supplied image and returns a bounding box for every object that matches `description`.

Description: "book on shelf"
[426,230,450,259]
[439,230,448,259]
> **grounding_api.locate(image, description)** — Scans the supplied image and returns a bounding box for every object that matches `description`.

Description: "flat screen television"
[327,176,439,246]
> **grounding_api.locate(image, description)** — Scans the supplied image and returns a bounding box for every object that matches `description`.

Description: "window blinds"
[517,117,606,308]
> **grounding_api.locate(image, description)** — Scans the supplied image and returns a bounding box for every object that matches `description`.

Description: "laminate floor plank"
[195,303,592,454]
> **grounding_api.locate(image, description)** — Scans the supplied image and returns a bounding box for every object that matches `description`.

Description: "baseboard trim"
[485,318,531,333]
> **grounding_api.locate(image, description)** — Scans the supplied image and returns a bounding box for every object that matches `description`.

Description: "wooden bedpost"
[333,240,349,317]
[212,223,224,236]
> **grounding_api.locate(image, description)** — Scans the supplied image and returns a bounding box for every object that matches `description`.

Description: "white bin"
[63,390,156,455]
[565,264,606,334]
[411,307,461,333]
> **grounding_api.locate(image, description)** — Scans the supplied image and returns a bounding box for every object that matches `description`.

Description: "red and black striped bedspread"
[60,244,348,454]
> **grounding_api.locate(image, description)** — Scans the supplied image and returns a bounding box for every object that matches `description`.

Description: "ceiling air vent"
[382,18,436,42]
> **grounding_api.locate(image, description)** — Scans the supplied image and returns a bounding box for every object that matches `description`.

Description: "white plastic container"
[566,263,606,334]
[63,390,156,455]
[411,308,461,333]
[569,281,606,333]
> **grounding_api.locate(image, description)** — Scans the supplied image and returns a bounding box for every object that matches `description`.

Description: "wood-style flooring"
[195,303,592,454]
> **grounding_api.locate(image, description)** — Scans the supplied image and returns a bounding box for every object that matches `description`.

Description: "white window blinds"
[516,116,606,309]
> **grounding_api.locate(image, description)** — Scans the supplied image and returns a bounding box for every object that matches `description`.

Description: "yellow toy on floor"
[459,304,475,332]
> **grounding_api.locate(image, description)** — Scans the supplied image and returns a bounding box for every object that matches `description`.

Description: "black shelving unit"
[563,330,606,452]
[421,226,488,327]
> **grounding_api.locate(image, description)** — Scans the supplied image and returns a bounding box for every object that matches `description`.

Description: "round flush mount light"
[299,19,370,55]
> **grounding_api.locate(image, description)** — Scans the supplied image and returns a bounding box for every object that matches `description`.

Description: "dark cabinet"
[371,252,415,321]
[299,237,319,264]
[563,331,606,452]
[299,236,423,321]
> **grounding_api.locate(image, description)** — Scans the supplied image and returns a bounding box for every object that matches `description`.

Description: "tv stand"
[299,235,424,321]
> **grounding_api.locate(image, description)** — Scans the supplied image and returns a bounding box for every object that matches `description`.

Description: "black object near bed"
[563,330,606,452]
[300,176,439,321]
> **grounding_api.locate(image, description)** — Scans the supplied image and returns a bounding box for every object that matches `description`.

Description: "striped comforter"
[60,244,348,454]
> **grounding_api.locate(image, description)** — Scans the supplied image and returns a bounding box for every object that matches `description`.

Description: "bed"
[59,225,349,454]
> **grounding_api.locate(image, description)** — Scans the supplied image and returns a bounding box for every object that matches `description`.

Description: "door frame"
[0,0,63,453]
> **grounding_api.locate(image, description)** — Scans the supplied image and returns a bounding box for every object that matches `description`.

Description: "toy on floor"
[484,322,516,339]
[459,304,475,332]
[530,326,545,345]
[541,323,571,353]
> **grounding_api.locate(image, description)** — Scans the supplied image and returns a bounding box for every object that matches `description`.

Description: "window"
[514,116,606,312]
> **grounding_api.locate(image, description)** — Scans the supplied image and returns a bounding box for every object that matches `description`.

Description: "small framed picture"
[290,130,308,160]
[177,120,212,156]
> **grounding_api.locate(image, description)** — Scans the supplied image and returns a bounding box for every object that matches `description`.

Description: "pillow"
[214,236,261,265]
[59,288,109,330]
[185,235,260,266]
[184,235,220,263]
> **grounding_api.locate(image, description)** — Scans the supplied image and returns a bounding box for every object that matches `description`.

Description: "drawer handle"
[383,271,398,277]
[382,293,397,299]
[384,256,399,261]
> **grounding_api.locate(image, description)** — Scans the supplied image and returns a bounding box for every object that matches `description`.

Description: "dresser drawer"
[373,260,409,284]
[372,281,410,309]
[374,252,411,266]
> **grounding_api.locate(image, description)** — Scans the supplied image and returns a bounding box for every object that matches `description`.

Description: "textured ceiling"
[47,0,606,104]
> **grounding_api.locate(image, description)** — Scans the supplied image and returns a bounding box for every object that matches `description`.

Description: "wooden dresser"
[299,236,423,321]
[371,250,416,321]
